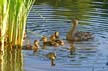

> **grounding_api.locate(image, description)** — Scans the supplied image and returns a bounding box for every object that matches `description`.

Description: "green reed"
[0,0,35,49]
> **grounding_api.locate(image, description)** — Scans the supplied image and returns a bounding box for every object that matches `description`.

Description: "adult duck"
[66,19,93,41]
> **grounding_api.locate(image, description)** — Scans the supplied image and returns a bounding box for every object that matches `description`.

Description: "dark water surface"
[24,0,108,71]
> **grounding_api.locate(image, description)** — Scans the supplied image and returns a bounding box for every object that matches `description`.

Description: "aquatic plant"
[0,0,35,50]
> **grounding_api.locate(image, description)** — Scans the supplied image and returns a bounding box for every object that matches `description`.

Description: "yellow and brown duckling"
[46,52,56,66]
[22,40,40,52]
[50,32,64,46]
[50,31,59,41]
[32,40,40,54]
[23,44,32,50]
[66,19,93,41]
[41,36,59,47]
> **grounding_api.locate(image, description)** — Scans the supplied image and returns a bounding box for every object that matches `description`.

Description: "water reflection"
[67,41,76,55]
[35,0,92,20]
[0,46,23,71]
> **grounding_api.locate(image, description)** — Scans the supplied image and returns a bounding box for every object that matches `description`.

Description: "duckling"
[32,40,40,55]
[50,34,64,46]
[66,19,93,41]
[41,36,59,47]
[23,44,32,50]
[46,52,56,66]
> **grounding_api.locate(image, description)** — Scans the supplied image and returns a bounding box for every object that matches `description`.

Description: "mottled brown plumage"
[66,19,93,41]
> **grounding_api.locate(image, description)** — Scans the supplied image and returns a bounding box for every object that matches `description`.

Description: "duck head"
[54,31,59,38]
[72,19,78,27]
[34,40,39,45]
[41,36,48,42]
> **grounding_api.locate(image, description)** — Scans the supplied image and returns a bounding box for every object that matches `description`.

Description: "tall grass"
[0,0,35,49]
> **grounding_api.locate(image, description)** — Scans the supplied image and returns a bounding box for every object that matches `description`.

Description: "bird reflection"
[67,40,76,55]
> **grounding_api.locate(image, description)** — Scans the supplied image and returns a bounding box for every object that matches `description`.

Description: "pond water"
[25,0,108,71]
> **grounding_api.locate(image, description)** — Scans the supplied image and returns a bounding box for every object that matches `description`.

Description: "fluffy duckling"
[32,40,40,55]
[41,36,59,47]
[46,52,56,66]
[50,31,59,41]
[23,44,32,50]
[66,19,93,41]
[50,33,64,46]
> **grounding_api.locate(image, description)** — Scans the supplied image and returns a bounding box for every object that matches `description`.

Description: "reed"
[0,0,35,49]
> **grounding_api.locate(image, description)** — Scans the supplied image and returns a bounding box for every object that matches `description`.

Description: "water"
[25,0,108,71]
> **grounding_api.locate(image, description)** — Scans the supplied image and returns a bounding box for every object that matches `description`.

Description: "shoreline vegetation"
[0,0,35,50]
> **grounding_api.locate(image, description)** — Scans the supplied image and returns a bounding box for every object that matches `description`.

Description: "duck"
[46,52,56,66]
[50,31,60,41]
[41,36,59,47]
[66,19,93,41]
[32,40,40,54]
[54,31,59,39]
[50,34,64,46]
[22,40,40,52]
[22,44,32,50]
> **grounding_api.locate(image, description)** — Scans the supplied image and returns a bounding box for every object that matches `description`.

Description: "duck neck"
[66,22,77,40]
[34,43,39,48]
[71,23,77,36]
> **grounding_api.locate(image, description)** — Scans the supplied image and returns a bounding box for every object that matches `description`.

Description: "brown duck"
[50,32,64,46]
[66,19,93,41]
[41,36,59,47]
[46,52,56,66]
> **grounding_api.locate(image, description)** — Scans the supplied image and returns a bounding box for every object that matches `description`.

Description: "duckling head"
[47,52,56,60]
[54,31,59,38]
[41,36,48,42]
[34,40,39,45]
[33,40,40,55]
